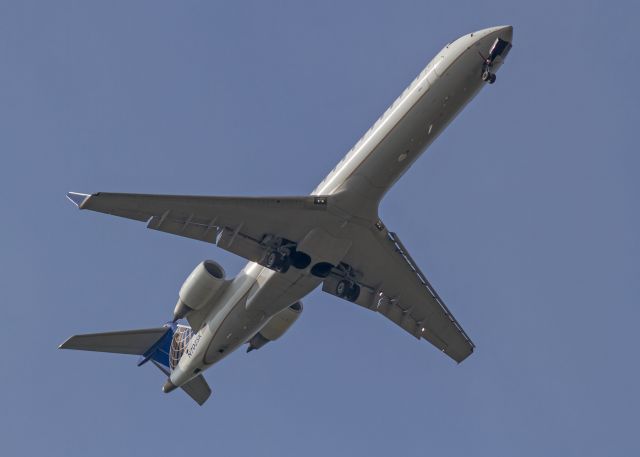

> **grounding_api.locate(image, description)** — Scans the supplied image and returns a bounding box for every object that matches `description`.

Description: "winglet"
[66,192,90,208]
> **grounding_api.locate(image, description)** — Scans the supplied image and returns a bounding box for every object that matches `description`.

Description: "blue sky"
[1,1,638,455]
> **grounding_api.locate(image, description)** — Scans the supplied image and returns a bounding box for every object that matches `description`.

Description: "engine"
[172,260,227,321]
[246,302,303,352]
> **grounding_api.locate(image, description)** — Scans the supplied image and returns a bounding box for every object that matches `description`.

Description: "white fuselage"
[170,26,513,387]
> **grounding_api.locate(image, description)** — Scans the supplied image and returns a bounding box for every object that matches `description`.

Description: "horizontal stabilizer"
[59,327,169,355]
[181,374,212,405]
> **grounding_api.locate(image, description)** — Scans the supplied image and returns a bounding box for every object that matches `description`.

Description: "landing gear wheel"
[336,280,348,297]
[277,257,290,274]
[336,280,361,302]
[265,251,279,269]
[347,284,360,302]
[482,68,497,84]
[265,251,290,273]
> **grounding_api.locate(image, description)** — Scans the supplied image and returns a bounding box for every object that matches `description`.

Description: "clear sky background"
[1,1,638,455]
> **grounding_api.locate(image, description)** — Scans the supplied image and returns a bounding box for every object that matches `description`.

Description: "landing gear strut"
[336,279,360,302]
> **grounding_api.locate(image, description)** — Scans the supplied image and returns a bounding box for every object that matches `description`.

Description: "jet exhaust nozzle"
[172,300,193,322]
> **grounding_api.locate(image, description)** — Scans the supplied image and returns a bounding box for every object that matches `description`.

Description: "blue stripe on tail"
[137,323,175,369]
[137,323,194,372]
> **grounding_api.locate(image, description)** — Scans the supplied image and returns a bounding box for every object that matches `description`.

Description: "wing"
[322,222,474,363]
[67,192,334,263]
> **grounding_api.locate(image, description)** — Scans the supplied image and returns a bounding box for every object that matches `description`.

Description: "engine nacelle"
[247,302,303,352]
[173,260,227,321]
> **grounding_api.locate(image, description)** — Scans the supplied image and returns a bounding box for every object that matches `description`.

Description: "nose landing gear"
[480,37,512,85]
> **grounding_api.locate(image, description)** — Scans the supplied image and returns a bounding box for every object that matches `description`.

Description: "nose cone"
[162,379,178,393]
[473,25,514,43]
[497,25,513,42]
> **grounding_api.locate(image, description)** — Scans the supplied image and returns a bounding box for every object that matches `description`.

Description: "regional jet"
[60,26,513,405]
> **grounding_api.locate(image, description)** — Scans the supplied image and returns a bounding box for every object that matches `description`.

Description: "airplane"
[60,25,513,405]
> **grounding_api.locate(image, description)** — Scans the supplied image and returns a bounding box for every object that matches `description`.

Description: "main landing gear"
[333,262,361,302]
[264,249,291,273]
[261,236,312,274]
[336,279,360,302]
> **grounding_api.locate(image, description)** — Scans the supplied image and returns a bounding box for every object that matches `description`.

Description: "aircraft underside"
[60,25,513,405]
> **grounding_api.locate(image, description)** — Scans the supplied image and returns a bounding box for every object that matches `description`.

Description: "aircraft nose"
[498,25,513,43]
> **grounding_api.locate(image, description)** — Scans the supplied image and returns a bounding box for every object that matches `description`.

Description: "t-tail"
[58,323,211,405]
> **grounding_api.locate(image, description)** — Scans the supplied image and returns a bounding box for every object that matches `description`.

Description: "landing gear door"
[488,38,512,63]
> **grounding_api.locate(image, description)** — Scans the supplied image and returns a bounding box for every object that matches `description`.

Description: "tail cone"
[162,379,177,393]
